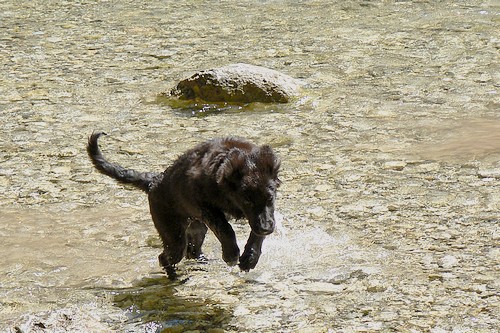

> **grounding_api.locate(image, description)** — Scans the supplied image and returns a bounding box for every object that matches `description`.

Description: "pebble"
[439,255,459,269]
[307,206,326,218]
[314,184,331,192]
[382,161,407,171]
[477,168,500,179]
[416,163,440,172]
[366,279,388,292]
[298,282,345,294]
[318,163,336,170]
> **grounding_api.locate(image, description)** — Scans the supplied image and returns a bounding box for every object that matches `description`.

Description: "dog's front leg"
[203,209,240,266]
[239,232,265,271]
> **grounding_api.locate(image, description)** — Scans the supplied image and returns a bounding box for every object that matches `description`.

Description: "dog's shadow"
[110,273,232,332]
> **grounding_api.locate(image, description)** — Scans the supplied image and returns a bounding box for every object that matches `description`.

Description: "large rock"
[170,63,301,103]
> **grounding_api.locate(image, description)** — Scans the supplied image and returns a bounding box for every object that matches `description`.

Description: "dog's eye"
[276,178,282,187]
[268,183,278,193]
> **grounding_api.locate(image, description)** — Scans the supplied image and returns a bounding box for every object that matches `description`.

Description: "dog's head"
[216,145,281,236]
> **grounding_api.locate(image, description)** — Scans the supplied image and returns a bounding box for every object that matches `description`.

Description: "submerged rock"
[170,63,301,103]
[477,168,500,179]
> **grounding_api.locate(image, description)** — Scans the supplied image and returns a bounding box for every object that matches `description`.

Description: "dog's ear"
[259,145,281,177]
[216,148,247,186]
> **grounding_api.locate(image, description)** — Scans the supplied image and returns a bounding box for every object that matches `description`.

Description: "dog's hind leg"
[185,218,208,260]
[149,204,188,279]
[202,208,240,266]
[157,221,188,279]
[239,233,266,272]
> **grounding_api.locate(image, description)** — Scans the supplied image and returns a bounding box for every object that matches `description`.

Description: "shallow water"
[1,0,499,332]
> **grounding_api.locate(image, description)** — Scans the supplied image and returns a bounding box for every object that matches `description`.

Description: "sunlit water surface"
[0,0,498,332]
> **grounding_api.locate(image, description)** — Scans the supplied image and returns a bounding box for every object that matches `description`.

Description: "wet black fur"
[87,132,280,279]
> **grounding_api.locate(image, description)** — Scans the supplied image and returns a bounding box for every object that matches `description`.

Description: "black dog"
[87,132,280,279]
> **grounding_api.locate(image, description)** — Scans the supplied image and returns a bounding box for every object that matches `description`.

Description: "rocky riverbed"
[1,1,498,332]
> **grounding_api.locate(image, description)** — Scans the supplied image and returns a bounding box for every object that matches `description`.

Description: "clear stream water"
[0,1,498,332]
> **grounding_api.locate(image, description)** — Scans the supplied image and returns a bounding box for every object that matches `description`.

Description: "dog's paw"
[164,266,178,280]
[222,249,240,266]
[159,253,178,280]
[224,255,239,266]
[238,249,261,272]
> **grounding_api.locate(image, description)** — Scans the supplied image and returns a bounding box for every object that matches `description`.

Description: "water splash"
[238,212,385,285]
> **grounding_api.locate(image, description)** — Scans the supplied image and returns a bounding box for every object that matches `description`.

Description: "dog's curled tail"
[87,131,159,193]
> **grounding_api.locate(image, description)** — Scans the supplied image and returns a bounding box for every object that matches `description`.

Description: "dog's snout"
[253,226,274,236]
[260,225,275,235]
[252,217,275,236]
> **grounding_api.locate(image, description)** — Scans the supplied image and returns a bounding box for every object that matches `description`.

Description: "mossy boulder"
[170,63,301,103]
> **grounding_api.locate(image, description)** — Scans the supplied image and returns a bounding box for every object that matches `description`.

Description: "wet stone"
[314,184,332,192]
[299,282,345,294]
[382,161,407,171]
[477,168,500,179]
[366,279,388,292]
[169,63,301,103]
[439,255,459,269]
